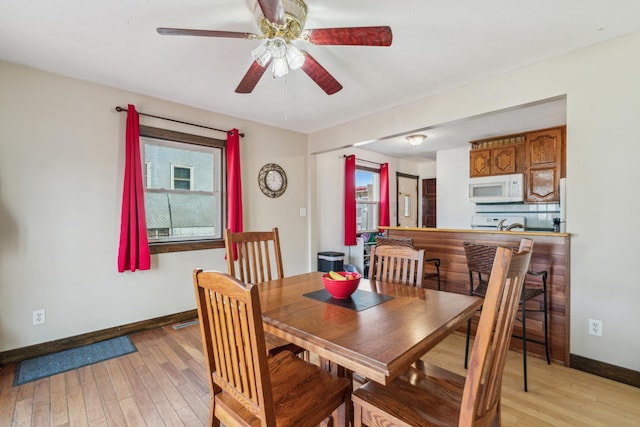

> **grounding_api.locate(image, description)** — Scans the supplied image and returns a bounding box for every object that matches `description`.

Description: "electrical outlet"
[33,309,45,325]
[588,318,602,336]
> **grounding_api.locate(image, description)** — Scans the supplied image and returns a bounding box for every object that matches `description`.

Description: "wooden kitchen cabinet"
[470,149,491,177]
[469,145,516,177]
[469,134,524,177]
[525,127,564,202]
[492,145,517,175]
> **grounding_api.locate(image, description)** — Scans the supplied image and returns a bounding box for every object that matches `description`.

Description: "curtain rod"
[115,106,244,137]
[342,154,382,166]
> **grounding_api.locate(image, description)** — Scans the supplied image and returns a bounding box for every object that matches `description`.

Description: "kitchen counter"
[382,226,569,237]
[382,226,570,365]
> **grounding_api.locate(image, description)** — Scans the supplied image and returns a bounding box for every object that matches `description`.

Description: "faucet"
[506,223,525,231]
[496,219,507,231]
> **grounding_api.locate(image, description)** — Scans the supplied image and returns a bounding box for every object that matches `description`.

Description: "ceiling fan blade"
[256,0,286,26]
[157,27,257,39]
[235,60,270,94]
[305,26,392,46]
[301,51,343,95]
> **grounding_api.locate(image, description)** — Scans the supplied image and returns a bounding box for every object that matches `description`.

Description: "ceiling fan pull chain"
[283,75,289,121]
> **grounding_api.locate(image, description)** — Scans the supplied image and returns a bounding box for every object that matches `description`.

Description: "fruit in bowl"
[322,271,361,299]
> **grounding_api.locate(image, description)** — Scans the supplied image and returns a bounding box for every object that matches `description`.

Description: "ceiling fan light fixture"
[285,43,305,69]
[251,42,272,66]
[269,37,287,59]
[253,37,305,77]
[406,134,427,146]
[272,57,289,77]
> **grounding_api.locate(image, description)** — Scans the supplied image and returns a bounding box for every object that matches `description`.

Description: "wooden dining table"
[259,271,482,386]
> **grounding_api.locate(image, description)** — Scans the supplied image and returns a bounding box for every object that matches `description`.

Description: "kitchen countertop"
[381,226,570,237]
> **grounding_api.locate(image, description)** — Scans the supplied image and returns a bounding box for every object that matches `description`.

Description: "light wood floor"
[1,323,639,426]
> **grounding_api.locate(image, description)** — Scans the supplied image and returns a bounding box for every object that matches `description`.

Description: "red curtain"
[118,104,151,272]
[344,155,356,246]
[226,129,243,258]
[379,162,390,230]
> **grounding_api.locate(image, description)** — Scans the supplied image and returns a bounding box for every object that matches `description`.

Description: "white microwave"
[468,173,524,203]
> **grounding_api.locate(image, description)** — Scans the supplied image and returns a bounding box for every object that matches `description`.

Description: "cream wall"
[0,61,308,352]
[435,146,475,229]
[311,32,640,371]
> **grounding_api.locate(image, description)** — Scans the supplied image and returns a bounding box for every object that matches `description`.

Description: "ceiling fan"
[157,0,392,95]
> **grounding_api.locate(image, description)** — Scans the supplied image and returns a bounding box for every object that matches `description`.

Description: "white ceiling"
[1,0,639,159]
[364,96,568,160]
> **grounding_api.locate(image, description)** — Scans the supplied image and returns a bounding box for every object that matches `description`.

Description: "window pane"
[356,171,379,200]
[173,180,191,190]
[355,168,380,232]
[144,191,218,239]
[174,167,191,180]
[357,202,379,232]
[142,137,221,241]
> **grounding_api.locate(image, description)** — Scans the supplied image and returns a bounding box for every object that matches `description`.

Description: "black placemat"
[303,289,394,312]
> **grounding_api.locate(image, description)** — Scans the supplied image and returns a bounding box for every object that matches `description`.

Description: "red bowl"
[322,272,361,299]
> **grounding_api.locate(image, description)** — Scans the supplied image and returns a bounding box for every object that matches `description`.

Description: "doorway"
[396,173,419,227]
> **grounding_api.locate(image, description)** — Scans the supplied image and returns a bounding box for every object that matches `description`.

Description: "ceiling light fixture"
[406,134,427,146]
[251,37,306,78]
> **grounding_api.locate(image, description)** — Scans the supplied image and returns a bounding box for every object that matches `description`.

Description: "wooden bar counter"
[383,227,570,365]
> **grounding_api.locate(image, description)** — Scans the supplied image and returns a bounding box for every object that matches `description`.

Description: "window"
[140,126,225,253]
[355,166,380,233]
[171,165,193,190]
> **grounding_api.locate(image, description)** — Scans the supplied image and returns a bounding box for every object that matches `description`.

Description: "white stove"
[471,215,526,231]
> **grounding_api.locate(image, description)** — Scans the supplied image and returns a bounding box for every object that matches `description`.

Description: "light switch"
[299,208,307,217]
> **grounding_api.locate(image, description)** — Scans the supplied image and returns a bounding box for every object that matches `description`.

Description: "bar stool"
[520,270,551,369]
[463,241,550,391]
[424,257,441,290]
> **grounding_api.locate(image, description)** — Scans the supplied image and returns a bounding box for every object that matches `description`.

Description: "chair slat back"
[224,228,284,284]
[368,244,425,287]
[375,236,415,248]
[459,239,533,427]
[193,269,276,426]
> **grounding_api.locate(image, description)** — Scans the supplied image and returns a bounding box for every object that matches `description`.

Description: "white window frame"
[144,161,151,188]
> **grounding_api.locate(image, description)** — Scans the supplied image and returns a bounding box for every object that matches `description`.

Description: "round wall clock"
[258,163,287,198]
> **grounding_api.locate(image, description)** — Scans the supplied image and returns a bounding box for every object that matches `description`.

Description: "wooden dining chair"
[224,227,305,358]
[368,244,425,287]
[357,241,425,387]
[375,236,441,289]
[193,269,351,427]
[224,228,284,284]
[352,240,533,427]
[463,238,548,391]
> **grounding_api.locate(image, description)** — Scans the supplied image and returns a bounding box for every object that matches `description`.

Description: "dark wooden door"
[422,178,436,228]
